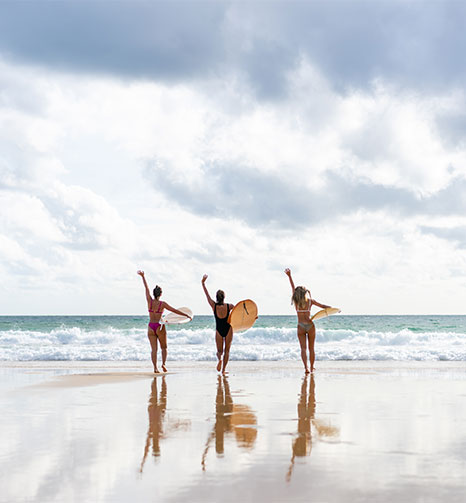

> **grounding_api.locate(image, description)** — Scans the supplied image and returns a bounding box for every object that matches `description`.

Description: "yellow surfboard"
[310,307,341,322]
[228,299,258,332]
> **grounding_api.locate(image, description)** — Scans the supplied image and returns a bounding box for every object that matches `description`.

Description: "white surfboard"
[161,307,193,325]
[310,307,341,322]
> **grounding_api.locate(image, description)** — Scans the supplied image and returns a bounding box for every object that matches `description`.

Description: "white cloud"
[341,82,466,194]
[1,55,466,314]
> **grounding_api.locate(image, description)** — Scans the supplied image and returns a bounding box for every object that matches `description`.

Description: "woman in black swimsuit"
[202,274,234,374]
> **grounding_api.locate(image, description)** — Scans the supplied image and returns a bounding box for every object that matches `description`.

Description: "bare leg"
[222,329,233,374]
[147,329,159,373]
[157,326,168,372]
[215,332,224,371]
[297,330,309,373]
[308,324,316,372]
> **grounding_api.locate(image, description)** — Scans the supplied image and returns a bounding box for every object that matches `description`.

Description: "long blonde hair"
[292,286,311,310]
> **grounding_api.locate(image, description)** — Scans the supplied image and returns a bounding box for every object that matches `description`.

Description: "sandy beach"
[1,361,466,503]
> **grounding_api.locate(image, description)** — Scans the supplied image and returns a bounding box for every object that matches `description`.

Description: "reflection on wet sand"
[287,375,339,481]
[140,376,167,472]
[202,376,257,471]
[140,376,190,473]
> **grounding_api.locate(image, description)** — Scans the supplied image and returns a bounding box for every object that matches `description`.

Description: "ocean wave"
[1,326,465,361]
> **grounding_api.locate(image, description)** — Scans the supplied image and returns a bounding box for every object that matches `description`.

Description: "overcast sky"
[1,0,466,315]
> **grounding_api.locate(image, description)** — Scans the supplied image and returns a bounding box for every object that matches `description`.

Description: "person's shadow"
[202,375,257,470]
[286,375,339,481]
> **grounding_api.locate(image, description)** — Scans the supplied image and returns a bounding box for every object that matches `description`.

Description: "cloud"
[1,1,466,96]
[147,154,466,229]
[435,111,466,149]
[267,1,466,92]
[1,51,466,314]
[147,157,314,226]
[0,2,227,80]
[0,233,45,278]
[3,54,465,235]
[325,172,466,220]
[41,183,138,251]
[420,225,466,249]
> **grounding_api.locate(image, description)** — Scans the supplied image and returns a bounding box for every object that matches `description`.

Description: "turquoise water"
[1,315,466,361]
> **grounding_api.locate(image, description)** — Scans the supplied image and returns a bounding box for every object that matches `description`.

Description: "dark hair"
[216,289,225,304]
[153,285,162,299]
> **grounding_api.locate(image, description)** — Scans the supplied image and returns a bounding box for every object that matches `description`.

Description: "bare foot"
[216,360,222,372]
[305,368,310,374]
[222,369,229,375]
[162,364,167,372]
[154,367,160,373]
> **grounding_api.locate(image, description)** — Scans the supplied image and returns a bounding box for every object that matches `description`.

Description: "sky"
[1,0,466,315]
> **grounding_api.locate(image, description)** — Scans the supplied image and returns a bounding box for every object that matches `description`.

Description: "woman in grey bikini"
[285,268,330,374]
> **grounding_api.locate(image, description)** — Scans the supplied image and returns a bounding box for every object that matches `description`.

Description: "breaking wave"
[1,324,465,361]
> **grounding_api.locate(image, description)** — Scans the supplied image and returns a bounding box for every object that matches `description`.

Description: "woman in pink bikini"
[285,268,330,374]
[137,270,191,373]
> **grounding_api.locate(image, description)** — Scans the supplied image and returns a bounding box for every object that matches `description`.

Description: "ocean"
[1,315,466,362]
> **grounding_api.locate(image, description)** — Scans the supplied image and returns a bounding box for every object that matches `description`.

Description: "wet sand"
[1,361,466,502]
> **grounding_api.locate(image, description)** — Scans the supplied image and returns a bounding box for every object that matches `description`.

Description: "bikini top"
[296,301,311,313]
[149,300,163,314]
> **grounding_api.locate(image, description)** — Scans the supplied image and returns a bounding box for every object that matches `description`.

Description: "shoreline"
[2,359,466,369]
[2,360,465,389]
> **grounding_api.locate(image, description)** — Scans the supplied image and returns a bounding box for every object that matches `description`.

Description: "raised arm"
[162,302,192,320]
[284,268,295,294]
[201,274,215,309]
[137,270,152,306]
[311,299,331,309]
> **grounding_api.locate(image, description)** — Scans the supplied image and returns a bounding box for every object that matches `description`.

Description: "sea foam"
[1,323,465,361]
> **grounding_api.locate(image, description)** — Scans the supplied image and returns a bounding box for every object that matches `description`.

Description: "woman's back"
[214,303,231,319]
[149,299,164,322]
[295,299,312,322]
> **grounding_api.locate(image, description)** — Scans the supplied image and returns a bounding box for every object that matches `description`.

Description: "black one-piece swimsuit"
[214,303,232,338]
